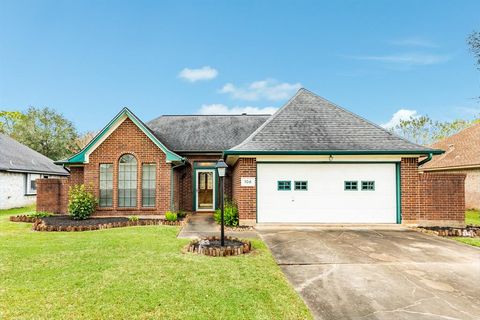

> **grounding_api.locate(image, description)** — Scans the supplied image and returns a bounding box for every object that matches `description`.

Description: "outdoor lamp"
[216,159,228,177]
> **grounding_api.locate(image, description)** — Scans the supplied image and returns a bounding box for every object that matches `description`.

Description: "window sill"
[24,193,37,196]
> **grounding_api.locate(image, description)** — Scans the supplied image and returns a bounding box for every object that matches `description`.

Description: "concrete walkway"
[177,213,257,239]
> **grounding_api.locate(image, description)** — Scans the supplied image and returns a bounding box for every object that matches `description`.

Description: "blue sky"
[1,0,479,133]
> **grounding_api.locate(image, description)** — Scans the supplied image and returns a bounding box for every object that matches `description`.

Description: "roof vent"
[242,113,247,115]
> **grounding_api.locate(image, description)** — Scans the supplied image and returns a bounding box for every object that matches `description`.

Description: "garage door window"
[344,181,358,191]
[361,181,375,191]
[294,181,308,190]
[277,181,291,191]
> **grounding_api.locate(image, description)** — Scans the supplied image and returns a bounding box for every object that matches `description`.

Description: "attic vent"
[242,113,247,115]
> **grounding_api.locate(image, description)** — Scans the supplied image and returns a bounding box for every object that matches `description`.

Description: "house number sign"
[241,177,256,187]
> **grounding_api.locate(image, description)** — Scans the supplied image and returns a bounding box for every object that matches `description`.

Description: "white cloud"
[350,53,450,66]
[390,37,438,48]
[199,104,278,115]
[382,109,418,129]
[219,79,302,101]
[178,66,218,82]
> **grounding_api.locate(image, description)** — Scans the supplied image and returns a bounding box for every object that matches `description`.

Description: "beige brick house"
[421,122,480,209]
[40,89,466,226]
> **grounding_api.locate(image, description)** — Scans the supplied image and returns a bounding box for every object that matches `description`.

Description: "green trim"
[294,181,308,191]
[60,108,183,164]
[418,153,433,166]
[344,181,358,191]
[396,163,402,224]
[257,161,401,164]
[361,181,375,191]
[224,149,444,156]
[277,180,291,191]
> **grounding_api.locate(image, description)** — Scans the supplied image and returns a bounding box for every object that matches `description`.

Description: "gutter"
[223,149,445,156]
[418,153,433,166]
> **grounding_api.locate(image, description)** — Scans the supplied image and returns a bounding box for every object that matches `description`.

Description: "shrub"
[68,184,97,220]
[214,200,239,227]
[176,210,187,219]
[27,211,52,219]
[128,216,139,222]
[165,211,177,222]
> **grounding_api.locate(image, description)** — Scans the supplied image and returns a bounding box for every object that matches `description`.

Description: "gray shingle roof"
[146,114,270,152]
[229,89,442,154]
[0,134,69,175]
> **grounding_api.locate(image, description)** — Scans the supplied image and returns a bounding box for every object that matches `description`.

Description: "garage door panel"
[257,163,397,223]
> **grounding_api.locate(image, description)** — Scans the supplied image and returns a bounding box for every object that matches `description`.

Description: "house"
[421,122,480,209]
[41,89,465,226]
[0,134,69,209]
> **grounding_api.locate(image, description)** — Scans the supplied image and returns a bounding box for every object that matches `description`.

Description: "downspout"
[418,153,433,166]
[170,160,186,211]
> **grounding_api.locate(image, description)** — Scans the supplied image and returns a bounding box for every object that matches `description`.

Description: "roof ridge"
[229,88,306,150]
[155,114,272,117]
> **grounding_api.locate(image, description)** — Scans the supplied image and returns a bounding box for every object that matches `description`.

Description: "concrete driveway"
[257,226,480,320]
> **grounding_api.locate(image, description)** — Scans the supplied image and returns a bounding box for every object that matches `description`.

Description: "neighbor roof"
[422,122,480,170]
[226,89,443,155]
[147,114,270,152]
[0,134,68,175]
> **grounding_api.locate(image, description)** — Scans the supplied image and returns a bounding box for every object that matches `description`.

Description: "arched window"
[118,154,137,207]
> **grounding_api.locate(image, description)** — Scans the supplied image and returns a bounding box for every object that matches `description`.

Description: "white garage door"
[257,163,397,224]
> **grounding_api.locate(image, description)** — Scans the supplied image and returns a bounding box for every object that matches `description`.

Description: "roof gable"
[62,108,183,164]
[422,122,480,170]
[226,89,443,155]
[0,134,68,175]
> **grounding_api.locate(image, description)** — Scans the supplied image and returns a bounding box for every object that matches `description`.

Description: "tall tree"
[0,111,25,134]
[10,107,79,160]
[467,31,480,69]
[393,115,476,146]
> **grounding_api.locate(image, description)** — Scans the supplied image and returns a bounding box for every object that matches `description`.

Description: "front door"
[196,170,215,211]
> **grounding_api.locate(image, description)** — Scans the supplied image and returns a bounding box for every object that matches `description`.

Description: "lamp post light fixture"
[216,159,228,246]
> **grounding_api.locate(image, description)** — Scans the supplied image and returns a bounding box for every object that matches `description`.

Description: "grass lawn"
[465,209,480,226]
[452,237,480,247]
[0,207,311,320]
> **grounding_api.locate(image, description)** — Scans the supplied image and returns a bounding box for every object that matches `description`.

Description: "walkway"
[177,213,257,239]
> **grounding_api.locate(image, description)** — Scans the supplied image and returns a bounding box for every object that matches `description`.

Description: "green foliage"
[176,210,187,219]
[4,107,79,160]
[393,115,477,145]
[465,210,480,226]
[27,212,53,219]
[68,185,97,220]
[165,211,177,222]
[128,216,140,222]
[214,200,239,227]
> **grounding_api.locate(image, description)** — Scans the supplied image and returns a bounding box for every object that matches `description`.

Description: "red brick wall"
[401,157,465,226]
[69,167,84,185]
[232,158,256,224]
[84,117,172,215]
[36,179,68,214]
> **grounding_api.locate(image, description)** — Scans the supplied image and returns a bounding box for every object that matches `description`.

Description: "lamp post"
[216,159,228,246]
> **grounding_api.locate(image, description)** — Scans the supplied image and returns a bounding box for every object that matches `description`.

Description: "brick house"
[421,122,480,209]
[42,89,465,226]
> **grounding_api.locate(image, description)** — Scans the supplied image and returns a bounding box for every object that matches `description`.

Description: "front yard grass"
[452,237,480,247]
[0,207,311,320]
[466,209,480,226]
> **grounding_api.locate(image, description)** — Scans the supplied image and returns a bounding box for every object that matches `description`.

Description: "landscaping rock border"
[186,236,252,257]
[225,225,255,232]
[416,226,480,238]
[9,215,37,223]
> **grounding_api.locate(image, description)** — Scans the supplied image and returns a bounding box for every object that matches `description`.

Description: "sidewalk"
[177,213,257,239]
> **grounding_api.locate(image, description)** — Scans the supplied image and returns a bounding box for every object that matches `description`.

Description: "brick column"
[36,178,68,214]
[400,157,419,223]
[232,158,257,226]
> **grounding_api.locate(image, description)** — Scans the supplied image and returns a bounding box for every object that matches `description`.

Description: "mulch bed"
[416,225,480,238]
[186,236,252,257]
[8,215,185,232]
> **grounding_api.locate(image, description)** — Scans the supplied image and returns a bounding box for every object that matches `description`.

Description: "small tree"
[68,185,97,220]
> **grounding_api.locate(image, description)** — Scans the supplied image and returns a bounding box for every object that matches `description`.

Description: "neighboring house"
[43,89,465,226]
[0,134,69,209]
[421,122,480,209]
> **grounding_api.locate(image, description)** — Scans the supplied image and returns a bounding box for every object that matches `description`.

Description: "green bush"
[68,184,97,220]
[165,211,177,222]
[176,210,187,219]
[27,211,52,219]
[214,200,239,227]
[128,216,139,222]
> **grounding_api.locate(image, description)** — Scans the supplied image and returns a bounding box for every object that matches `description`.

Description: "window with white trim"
[26,173,41,195]
[142,163,156,207]
[118,154,137,207]
[99,164,113,207]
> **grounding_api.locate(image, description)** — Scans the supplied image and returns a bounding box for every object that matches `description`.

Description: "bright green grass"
[452,237,480,247]
[0,207,311,320]
[0,205,35,216]
[466,210,480,226]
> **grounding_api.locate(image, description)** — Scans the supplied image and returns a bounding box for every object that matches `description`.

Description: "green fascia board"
[62,108,183,164]
[223,149,444,156]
